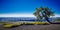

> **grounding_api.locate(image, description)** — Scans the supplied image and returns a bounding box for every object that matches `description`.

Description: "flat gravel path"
[0,24,60,30]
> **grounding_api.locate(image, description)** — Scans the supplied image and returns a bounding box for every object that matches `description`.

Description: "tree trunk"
[46,18,52,24]
[45,16,52,24]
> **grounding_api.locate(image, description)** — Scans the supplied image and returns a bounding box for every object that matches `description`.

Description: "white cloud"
[0,14,35,17]
[50,14,60,17]
[0,13,60,17]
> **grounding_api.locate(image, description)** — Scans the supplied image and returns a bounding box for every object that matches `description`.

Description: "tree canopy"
[33,6,54,23]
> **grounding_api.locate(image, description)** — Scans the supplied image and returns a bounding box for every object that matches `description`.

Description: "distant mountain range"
[0,17,60,22]
[0,17,36,22]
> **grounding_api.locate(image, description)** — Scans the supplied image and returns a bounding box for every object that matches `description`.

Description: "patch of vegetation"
[0,22,8,25]
[24,22,50,25]
[3,24,15,28]
[56,20,60,21]
[3,22,50,28]
[3,22,23,28]
[24,22,35,25]
[34,22,50,25]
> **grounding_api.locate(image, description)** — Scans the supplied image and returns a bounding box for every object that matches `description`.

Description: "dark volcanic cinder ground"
[0,24,60,30]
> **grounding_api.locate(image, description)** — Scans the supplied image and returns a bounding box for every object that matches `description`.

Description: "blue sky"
[0,0,60,17]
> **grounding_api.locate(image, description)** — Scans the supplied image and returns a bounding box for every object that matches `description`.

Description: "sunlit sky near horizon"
[0,0,60,17]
